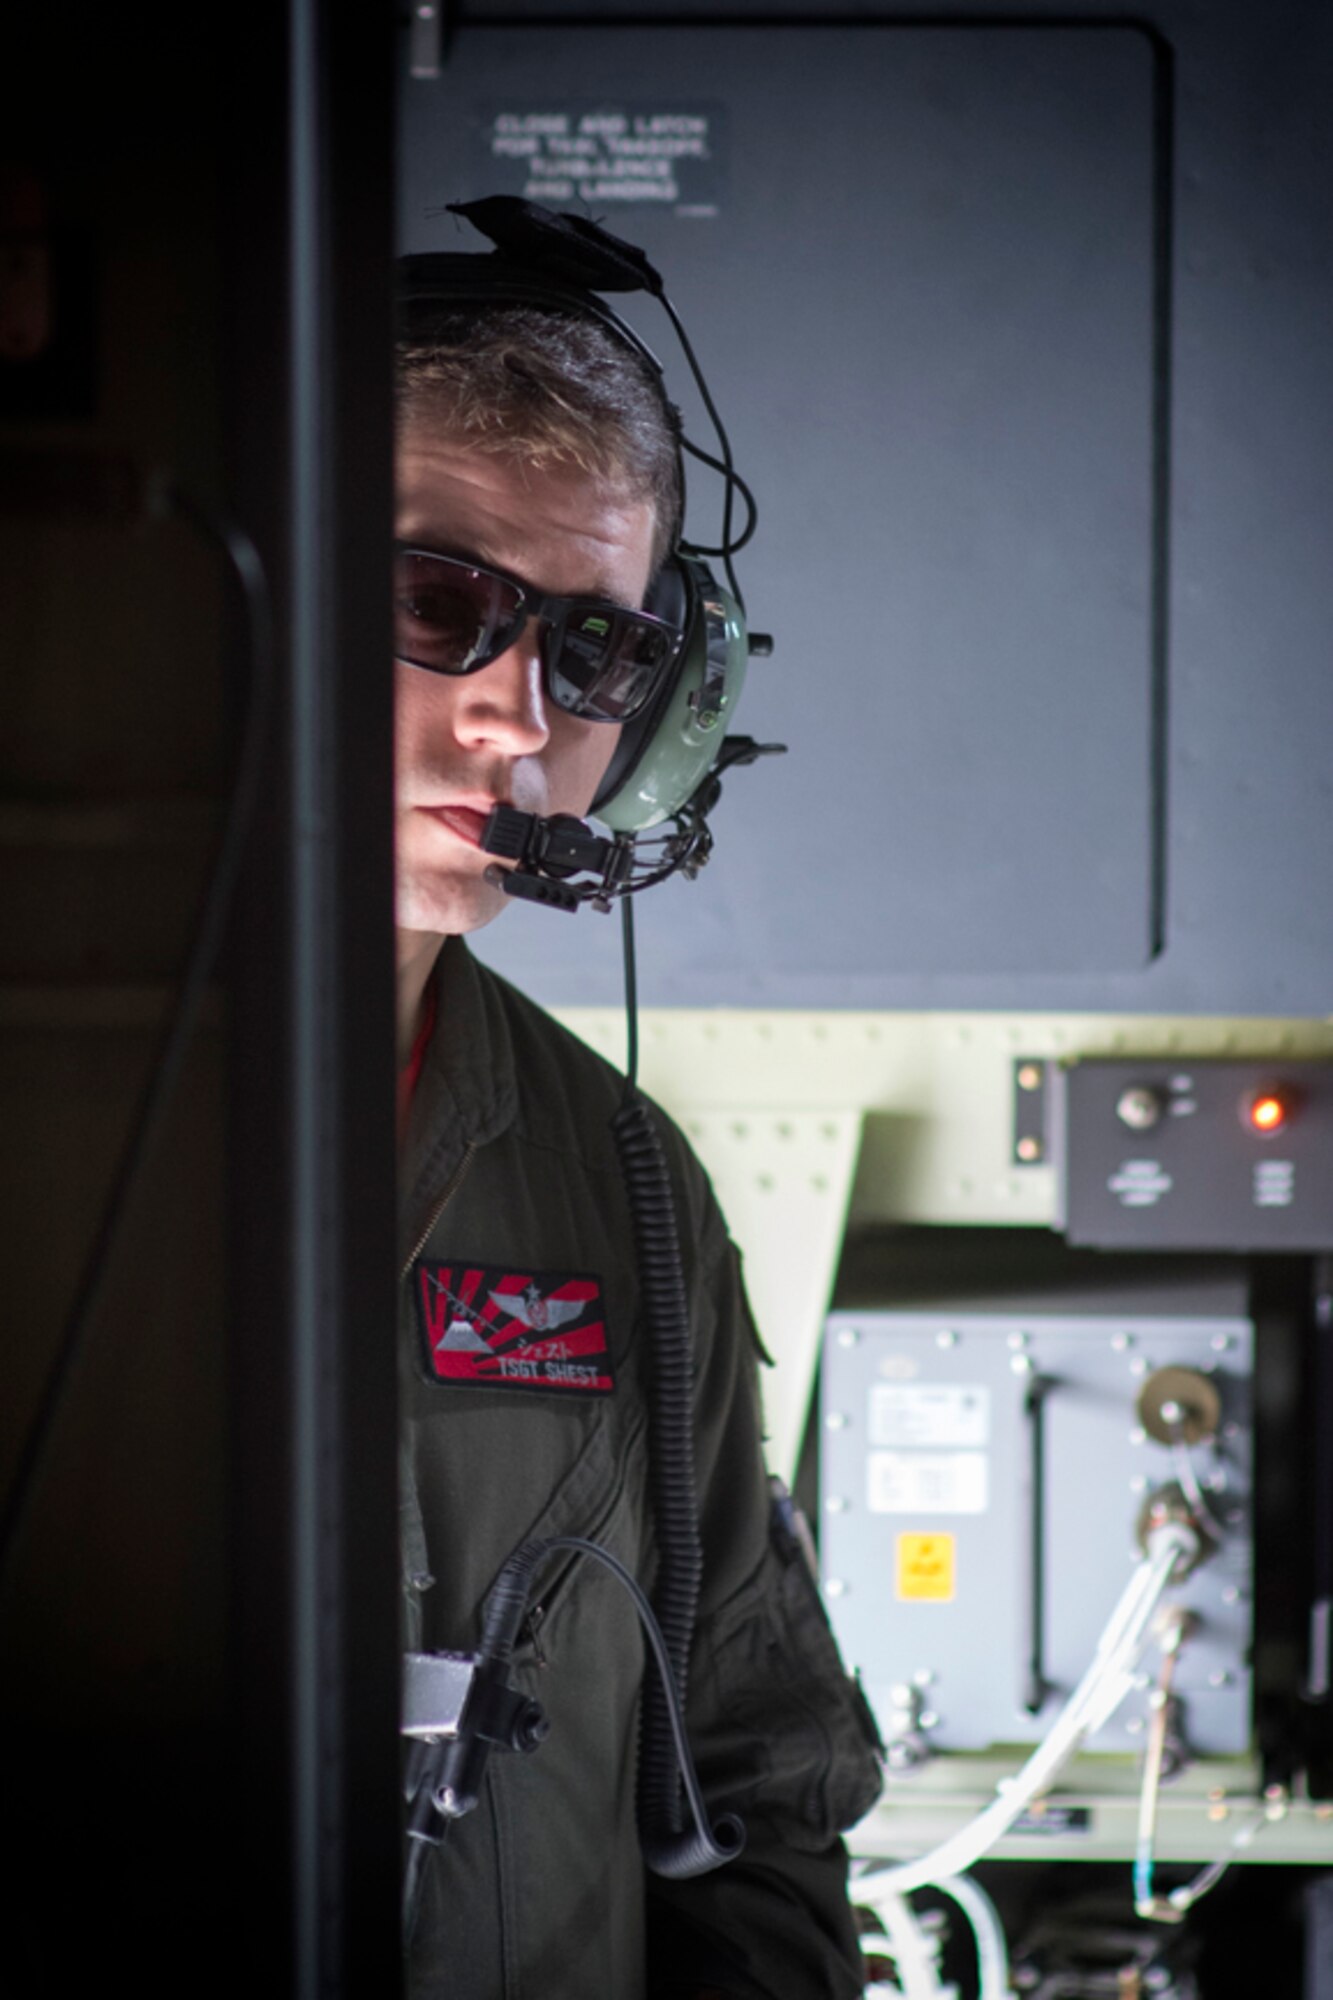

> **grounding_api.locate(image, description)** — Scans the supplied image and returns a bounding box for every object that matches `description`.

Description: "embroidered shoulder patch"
[413,1259,616,1395]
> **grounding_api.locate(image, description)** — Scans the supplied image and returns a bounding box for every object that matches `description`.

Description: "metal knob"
[1116,1085,1164,1131]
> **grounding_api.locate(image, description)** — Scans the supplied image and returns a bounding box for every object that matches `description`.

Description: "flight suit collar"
[400,935,518,1225]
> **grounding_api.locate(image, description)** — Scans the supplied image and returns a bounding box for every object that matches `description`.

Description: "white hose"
[867,1524,1196,1896]
[865,1889,953,1999]
[932,1874,1011,2000]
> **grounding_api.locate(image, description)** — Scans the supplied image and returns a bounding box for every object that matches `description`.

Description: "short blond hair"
[396,305,683,574]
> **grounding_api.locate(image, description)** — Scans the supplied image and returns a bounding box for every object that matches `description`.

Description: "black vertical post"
[225,0,401,1987]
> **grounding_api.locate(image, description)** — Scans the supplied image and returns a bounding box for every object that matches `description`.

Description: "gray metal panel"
[400,24,1159,998]
[1058,1057,1333,1251]
[820,1309,1254,1760]
[400,2,1333,1015]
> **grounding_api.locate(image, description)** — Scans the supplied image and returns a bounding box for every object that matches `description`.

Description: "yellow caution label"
[895,1532,956,1602]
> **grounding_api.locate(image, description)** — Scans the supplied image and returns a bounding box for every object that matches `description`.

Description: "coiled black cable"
[610,897,737,1877]
[612,1092,702,1858]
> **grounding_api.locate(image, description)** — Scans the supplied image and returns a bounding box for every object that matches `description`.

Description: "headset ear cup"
[592,555,750,832]
[590,558,694,817]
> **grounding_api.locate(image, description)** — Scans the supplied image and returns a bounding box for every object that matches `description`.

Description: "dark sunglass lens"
[394,555,520,674]
[550,612,674,721]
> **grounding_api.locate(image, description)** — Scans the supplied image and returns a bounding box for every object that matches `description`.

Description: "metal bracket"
[401,1649,476,1738]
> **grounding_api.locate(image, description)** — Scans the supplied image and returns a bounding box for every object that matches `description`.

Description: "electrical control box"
[1057,1057,1333,1251]
[820,1301,1253,1766]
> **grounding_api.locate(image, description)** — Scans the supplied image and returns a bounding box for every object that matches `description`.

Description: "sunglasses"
[394,546,683,724]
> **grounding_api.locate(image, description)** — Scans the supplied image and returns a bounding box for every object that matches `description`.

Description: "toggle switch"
[1116,1085,1165,1131]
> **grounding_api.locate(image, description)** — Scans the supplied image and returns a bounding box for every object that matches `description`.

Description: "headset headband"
[400,193,671,369]
[446,196,666,297]
[396,253,669,386]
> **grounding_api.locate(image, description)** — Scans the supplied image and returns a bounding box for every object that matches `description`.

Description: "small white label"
[1253,1159,1295,1208]
[870,1383,990,1449]
[867,1451,989,1515]
[1108,1158,1173,1207]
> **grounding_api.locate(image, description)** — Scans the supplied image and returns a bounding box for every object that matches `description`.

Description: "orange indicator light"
[1249,1094,1286,1134]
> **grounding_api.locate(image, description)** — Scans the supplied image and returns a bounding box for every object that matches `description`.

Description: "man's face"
[394,421,657,939]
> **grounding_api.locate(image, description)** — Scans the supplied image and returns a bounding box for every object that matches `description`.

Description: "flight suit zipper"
[401,1140,478,1279]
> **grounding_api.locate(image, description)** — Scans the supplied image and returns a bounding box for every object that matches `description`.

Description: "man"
[394,212,882,1997]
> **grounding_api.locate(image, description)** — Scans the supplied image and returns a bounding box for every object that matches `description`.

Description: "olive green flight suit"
[401,939,882,1998]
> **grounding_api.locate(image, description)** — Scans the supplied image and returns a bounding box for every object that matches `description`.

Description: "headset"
[397,196,782,913]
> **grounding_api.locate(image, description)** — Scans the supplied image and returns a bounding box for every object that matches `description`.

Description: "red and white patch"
[413,1259,615,1395]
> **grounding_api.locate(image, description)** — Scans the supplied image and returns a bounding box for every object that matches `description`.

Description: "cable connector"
[1137,1492,1207,1579]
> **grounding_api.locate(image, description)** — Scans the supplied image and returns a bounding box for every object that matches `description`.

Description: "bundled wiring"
[933,1874,1012,2000]
[1169,1428,1229,1542]
[862,1887,951,1999]
[855,1866,1012,2000]
[1133,1608,1191,1916]
[866,1523,1197,1896]
[1162,1810,1265,1914]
